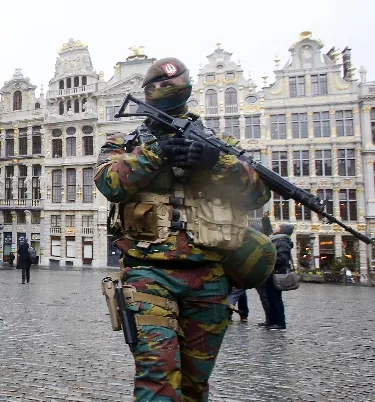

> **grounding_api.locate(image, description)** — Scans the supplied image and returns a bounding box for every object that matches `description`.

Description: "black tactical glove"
[158,137,220,169]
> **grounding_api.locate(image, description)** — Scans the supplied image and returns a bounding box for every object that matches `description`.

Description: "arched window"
[59,80,64,89]
[59,102,64,115]
[82,76,87,86]
[82,98,87,111]
[13,91,22,111]
[74,99,80,113]
[205,89,218,115]
[67,78,72,88]
[225,87,238,114]
[67,100,72,112]
[35,102,40,109]
[74,76,79,87]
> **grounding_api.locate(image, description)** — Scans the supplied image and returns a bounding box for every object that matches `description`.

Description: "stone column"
[27,125,32,155]
[334,233,342,261]
[307,110,314,139]
[353,107,361,137]
[0,166,5,200]
[332,147,339,177]
[11,211,17,253]
[13,127,19,158]
[25,210,31,241]
[309,144,316,177]
[40,210,46,265]
[74,213,82,267]
[330,109,337,138]
[286,112,292,140]
[264,114,270,140]
[11,165,18,201]
[0,129,5,158]
[25,165,32,200]
[60,213,66,265]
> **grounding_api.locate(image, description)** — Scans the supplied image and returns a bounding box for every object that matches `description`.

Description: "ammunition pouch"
[101,276,181,334]
[120,186,249,250]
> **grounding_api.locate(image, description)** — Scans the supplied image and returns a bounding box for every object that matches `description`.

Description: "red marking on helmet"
[161,63,178,76]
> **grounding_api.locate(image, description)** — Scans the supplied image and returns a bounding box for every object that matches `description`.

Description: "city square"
[0,267,374,402]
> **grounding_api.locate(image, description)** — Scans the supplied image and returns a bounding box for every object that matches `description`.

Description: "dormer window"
[206,74,215,82]
[35,102,41,109]
[13,90,22,111]
[225,72,235,80]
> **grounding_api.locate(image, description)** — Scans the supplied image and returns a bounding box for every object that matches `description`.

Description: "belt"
[123,255,213,270]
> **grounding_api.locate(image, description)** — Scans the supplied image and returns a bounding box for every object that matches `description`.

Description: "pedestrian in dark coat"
[17,237,32,284]
[9,252,15,267]
[264,224,294,331]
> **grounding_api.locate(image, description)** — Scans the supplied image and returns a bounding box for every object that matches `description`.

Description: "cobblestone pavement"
[0,267,374,402]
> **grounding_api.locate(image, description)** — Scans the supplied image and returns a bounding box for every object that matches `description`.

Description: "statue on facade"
[11,175,18,199]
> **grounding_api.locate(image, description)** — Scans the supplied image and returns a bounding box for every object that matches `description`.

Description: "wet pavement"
[0,267,374,402]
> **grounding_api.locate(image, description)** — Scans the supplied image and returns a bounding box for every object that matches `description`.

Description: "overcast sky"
[0,0,373,96]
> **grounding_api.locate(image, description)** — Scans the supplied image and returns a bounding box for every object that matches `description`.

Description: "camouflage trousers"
[121,261,230,402]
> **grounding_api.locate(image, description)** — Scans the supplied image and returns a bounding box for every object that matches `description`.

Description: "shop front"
[319,236,335,271]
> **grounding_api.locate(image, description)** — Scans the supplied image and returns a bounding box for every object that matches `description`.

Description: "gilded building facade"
[0,34,374,277]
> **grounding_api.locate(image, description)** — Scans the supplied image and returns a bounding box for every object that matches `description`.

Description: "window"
[316,189,333,215]
[245,116,260,139]
[51,237,61,257]
[52,170,62,203]
[82,125,93,135]
[371,108,375,144]
[18,165,27,199]
[31,211,40,224]
[292,113,308,138]
[67,100,72,112]
[13,90,22,110]
[295,192,312,221]
[205,89,218,115]
[224,88,238,114]
[74,76,79,87]
[225,72,235,80]
[338,149,355,176]
[52,129,62,137]
[311,74,328,95]
[5,139,14,156]
[66,137,76,156]
[82,98,87,111]
[59,102,64,115]
[82,76,87,86]
[4,211,12,224]
[83,136,93,155]
[339,189,357,221]
[313,112,330,137]
[66,215,75,227]
[35,102,40,109]
[293,150,309,176]
[83,168,94,203]
[67,78,71,88]
[204,118,220,132]
[206,74,215,82]
[274,195,290,220]
[32,126,41,154]
[32,164,41,199]
[246,150,261,162]
[74,99,80,113]
[82,215,94,227]
[224,117,240,138]
[336,110,353,136]
[52,139,62,158]
[106,106,121,121]
[17,211,26,224]
[272,151,288,176]
[51,215,61,227]
[19,136,27,155]
[270,115,286,139]
[315,150,332,176]
[5,166,14,200]
[59,80,64,90]
[66,237,76,258]
[66,169,76,202]
[289,76,305,97]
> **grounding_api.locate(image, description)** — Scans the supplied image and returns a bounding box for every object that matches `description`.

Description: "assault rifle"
[115,94,373,245]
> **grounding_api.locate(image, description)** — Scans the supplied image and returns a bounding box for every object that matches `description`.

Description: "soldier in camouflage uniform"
[95,57,275,402]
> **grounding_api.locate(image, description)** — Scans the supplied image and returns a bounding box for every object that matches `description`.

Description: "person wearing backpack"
[17,236,32,284]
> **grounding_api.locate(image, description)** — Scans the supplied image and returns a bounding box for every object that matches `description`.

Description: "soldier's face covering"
[144,75,192,112]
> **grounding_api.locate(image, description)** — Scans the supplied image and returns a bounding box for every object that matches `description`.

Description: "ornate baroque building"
[0,34,374,277]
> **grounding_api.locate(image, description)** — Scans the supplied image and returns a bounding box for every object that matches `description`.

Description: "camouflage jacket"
[94,119,271,263]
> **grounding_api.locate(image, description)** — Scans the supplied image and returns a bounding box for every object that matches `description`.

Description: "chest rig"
[116,125,249,251]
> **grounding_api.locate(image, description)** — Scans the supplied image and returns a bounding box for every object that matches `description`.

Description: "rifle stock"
[115,93,373,245]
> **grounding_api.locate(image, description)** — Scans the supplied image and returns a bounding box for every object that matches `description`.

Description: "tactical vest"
[119,167,249,251]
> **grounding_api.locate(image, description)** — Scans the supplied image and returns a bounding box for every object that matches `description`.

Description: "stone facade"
[0,34,374,277]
